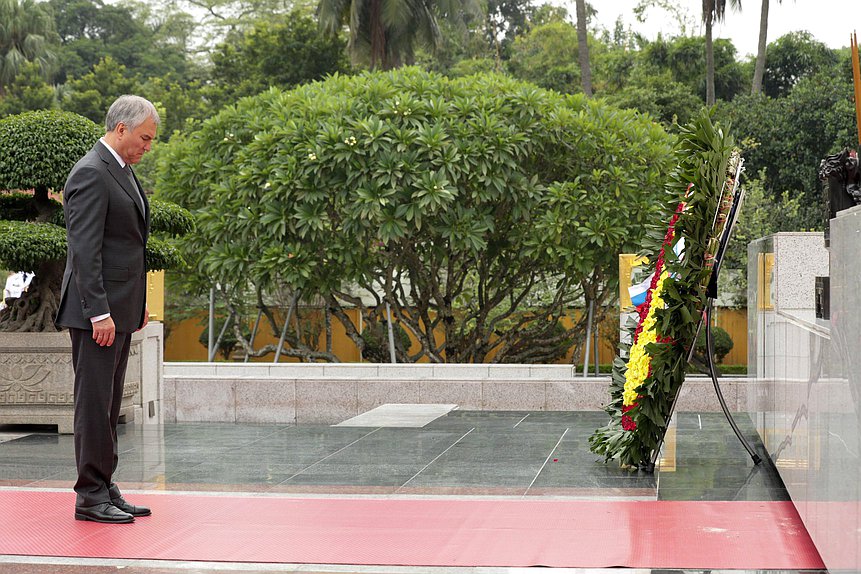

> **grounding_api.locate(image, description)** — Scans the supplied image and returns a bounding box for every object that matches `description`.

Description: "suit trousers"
[69,327,132,507]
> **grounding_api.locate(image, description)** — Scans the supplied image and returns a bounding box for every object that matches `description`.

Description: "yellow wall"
[712,307,747,365]
[165,308,362,362]
[164,307,747,365]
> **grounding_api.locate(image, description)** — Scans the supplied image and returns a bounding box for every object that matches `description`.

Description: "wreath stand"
[642,166,762,473]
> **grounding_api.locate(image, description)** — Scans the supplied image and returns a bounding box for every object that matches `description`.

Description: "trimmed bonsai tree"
[0,110,192,332]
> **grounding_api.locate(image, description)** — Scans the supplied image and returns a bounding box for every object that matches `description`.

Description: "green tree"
[603,69,701,127]
[589,22,640,94]
[484,0,536,63]
[210,11,349,105]
[415,5,489,74]
[59,56,137,123]
[507,21,579,93]
[763,31,836,98]
[317,0,481,70]
[137,74,209,142]
[0,110,191,331]
[0,60,56,115]
[49,0,194,83]
[169,0,317,49]
[0,0,57,94]
[157,68,675,363]
[718,62,854,228]
[641,35,744,103]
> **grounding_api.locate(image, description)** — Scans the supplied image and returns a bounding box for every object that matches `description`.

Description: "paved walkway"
[0,410,821,574]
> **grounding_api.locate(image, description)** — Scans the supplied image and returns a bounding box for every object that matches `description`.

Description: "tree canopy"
[209,10,349,106]
[157,68,675,362]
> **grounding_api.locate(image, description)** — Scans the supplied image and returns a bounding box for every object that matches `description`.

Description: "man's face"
[114,116,157,164]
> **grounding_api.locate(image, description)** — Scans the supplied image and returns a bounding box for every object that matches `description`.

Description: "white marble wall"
[162,360,753,426]
[749,218,861,572]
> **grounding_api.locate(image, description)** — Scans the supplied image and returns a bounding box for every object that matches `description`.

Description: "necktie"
[122,164,145,213]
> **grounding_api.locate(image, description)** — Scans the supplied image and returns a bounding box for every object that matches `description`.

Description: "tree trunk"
[33,184,59,222]
[575,0,593,97]
[705,11,716,105]
[0,259,64,332]
[369,0,387,70]
[486,11,503,71]
[751,0,770,95]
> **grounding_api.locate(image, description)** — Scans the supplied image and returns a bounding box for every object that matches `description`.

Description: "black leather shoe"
[75,502,134,523]
[111,496,151,517]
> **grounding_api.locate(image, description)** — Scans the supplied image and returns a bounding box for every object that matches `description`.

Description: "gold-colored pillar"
[619,254,649,309]
[146,270,165,321]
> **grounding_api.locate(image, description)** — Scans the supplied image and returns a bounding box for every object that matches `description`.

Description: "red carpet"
[0,490,824,569]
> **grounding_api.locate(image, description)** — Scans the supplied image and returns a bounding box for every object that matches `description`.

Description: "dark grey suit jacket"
[55,141,150,333]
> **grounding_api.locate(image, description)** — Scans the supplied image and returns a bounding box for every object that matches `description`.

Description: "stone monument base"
[0,323,163,433]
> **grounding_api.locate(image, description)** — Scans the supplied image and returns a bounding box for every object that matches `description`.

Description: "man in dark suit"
[56,95,159,524]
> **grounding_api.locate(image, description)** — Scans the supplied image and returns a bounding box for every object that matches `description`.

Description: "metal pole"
[207,287,215,362]
[582,299,594,377]
[594,318,600,376]
[385,301,397,363]
[705,302,762,464]
[243,309,263,363]
[274,293,299,363]
[210,310,234,362]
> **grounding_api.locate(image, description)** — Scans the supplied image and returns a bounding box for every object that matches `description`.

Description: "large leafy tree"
[603,69,702,127]
[507,21,579,94]
[0,111,101,331]
[762,31,836,98]
[157,68,674,363]
[171,0,316,49]
[0,110,191,331]
[210,10,349,106]
[0,60,56,115]
[0,0,57,95]
[317,0,481,70]
[640,35,745,103]
[484,0,534,62]
[59,56,137,124]
[48,0,194,83]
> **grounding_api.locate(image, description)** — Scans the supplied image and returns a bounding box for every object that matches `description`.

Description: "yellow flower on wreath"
[622,271,669,406]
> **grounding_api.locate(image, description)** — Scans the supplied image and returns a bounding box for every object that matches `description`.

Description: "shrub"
[695,324,734,364]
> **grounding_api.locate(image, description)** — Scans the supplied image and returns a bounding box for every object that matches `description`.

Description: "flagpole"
[851,32,861,146]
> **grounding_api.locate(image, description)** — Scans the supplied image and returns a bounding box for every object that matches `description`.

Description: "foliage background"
[0,0,853,351]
